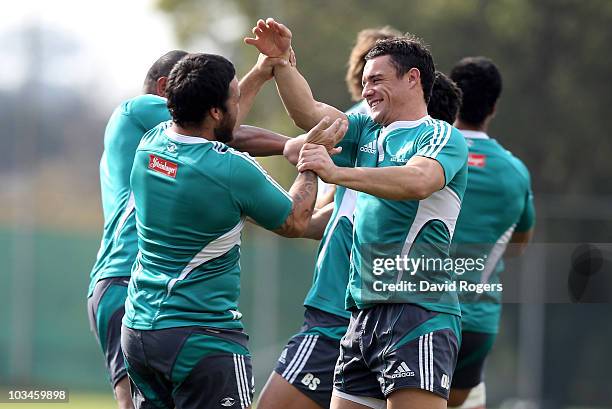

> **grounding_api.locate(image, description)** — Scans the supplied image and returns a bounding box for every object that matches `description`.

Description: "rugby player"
[261,57,462,409]
[447,57,535,409]
[88,50,309,409]
[120,53,347,409]
[247,18,468,409]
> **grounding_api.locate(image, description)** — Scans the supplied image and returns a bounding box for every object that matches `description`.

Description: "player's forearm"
[230,125,290,157]
[274,64,343,131]
[303,202,334,240]
[331,166,434,201]
[274,170,318,237]
[236,67,270,125]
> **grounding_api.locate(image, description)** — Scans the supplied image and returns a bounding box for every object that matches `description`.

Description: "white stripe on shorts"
[288,335,319,383]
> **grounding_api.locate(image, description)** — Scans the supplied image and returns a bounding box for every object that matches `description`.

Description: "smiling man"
[246,19,468,409]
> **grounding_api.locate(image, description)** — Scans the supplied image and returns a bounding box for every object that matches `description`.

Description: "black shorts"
[121,325,253,409]
[274,307,350,408]
[333,304,460,401]
[87,276,130,387]
[451,331,496,389]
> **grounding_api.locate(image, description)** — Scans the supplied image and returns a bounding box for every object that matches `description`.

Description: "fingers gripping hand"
[244,18,292,58]
[255,54,288,79]
[305,117,348,155]
[297,143,337,182]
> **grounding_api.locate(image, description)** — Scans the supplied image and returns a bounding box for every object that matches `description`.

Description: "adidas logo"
[359,141,376,154]
[390,362,415,378]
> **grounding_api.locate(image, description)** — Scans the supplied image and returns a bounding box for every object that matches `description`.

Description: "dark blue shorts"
[274,307,349,408]
[451,331,496,389]
[333,304,461,400]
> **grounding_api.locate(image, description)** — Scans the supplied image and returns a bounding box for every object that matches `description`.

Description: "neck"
[170,122,216,141]
[454,118,488,132]
[385,101,428,126]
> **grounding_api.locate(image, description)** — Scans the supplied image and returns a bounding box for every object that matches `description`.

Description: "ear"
[405,68,421,88]
[156,77,168,97]
[209,107,223,122]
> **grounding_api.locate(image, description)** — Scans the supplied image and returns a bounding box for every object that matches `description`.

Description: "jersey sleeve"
[415,123,468,186]
[229,151,293,230]
[516,183,535,232]
[128,95,171,132]
[332,113,370,168]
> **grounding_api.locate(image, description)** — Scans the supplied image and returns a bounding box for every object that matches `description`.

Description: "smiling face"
[362,54,428,126]
[361,55,411,126]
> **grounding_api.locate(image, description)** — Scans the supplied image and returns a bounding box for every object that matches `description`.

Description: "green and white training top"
[123,122,293,330]
[89,94,170,296]
[334,113,468,316]
[452,130,535,333]
[304,101,369,319]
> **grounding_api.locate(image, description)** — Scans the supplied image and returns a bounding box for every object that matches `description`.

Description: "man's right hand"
[244,18,292,59]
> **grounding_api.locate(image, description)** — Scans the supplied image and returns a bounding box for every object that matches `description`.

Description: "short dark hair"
[450,56,502,125]
[365,35,435,103]
[428,71,462,124]
[166,53,236,128]
[143,50,189,94]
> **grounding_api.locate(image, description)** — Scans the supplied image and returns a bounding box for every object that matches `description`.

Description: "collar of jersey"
[381,115,432,137]
[459,130,490,139]
[164,128,210,144]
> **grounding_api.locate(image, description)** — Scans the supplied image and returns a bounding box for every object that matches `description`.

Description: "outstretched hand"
[244,18,292,58]
[305,116,348,154]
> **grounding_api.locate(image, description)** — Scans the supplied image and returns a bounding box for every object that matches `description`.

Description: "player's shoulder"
[490,139,531,184]
[122,94,167,117]
[347,112,379,133]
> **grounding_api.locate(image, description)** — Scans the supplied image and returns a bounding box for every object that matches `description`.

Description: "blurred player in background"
[447,57,535,409]
[88,49,309,409]
[87,50,188,409]
[247,18,468,409]
[120,52,347,409]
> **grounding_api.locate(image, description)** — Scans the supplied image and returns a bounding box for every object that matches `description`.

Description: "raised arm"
[244,18,346,131]
[236,53,287,126]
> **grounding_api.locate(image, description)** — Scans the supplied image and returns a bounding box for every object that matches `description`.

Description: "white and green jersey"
[334,114,468,316]
[304,101,369,319]
[123,122,293,330]
[452,130,535,333]
[89,94,170,296]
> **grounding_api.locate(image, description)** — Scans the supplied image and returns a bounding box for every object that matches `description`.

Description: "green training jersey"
[123,122,293,330]
[303,101,368,319]
[452,130,535,333]
[88,94,170,296]
[334,114,468,315]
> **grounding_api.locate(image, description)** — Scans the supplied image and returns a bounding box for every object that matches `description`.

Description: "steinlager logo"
[148,154,178,178]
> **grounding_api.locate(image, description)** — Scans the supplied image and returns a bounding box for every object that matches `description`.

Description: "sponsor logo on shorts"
[390,362,415,378]
[279,348,288,364]
[359,141,376,154]
[441,374,450,390]
[148,155,178,178]
[300,373,320,391]
[220,397,236,407]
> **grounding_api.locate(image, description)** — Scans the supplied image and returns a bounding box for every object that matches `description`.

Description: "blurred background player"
[247,18,468,409]
[447,57,535,409]
[87,50,188,409]
[120,53,347,409]
[87,49,306,409]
